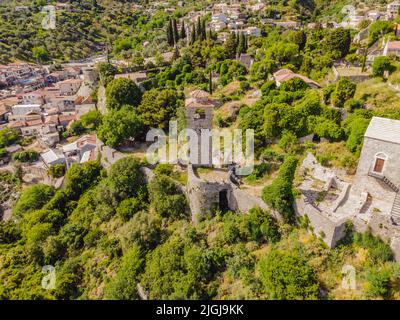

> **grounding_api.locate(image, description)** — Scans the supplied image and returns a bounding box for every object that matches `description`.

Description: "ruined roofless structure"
[184,89,217,167]
[295,117,400,260]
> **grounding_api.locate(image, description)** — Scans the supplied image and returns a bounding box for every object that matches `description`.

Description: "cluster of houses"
[0,61,97,167]
[40,133,98,169]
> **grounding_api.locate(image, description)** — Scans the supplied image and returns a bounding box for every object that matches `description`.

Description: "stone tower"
[185,89,216,166]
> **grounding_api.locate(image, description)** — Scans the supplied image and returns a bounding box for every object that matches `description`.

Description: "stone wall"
[185,105,213,166]
[294,197,347,247]
[187,165,280,221]
[187,165,232,222]
[355,137,400,198]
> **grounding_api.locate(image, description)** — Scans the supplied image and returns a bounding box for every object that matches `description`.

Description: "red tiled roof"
[59,114,76,123]
[273,69,320,88]
[26,119,43,126]
[388,41,400,50]
[44,115,59,125]
[77,134,97,148]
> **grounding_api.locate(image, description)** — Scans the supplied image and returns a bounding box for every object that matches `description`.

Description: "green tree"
[12,150,39,163]
[104,245,144,300]
[262,156,298,222]
[105,78,142,110]
[180,20,186,39]
[259,250,319,299]
[278,130,297,153]
[0,128,19,147]
[13,184,55,218]
[137,88,183,129]
[324,27,351,58]
[63,161,104,200]
[331,78,356,108]
[367,269,391,299]
[368,21,394,45]
[96,62,117,86]
[97,106,144,148]
[108,157,146,201]
[224,32,238,59]
[148,175,187,220]
[80,110,102,129]
[32,46,49,63]
[372,56,394,77]
[48,164,66,178]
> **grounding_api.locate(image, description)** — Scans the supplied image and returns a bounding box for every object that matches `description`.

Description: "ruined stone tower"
[185,89,216,166]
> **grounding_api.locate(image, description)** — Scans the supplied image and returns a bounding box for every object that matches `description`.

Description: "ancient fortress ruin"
[184,90,269,222]
[295,117,400,260]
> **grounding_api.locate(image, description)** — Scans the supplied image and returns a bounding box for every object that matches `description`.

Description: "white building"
[56,78,82,96]
[387,1,400,18]
[41,149,66,167]
[11,104,42,116]
[211,13,228,24]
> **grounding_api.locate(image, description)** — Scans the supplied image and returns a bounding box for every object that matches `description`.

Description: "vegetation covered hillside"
[1,157,399,300]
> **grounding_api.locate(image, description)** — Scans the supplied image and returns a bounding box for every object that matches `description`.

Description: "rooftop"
[273,69,320,88]
[41,149,65,165]
[365,116,400,144]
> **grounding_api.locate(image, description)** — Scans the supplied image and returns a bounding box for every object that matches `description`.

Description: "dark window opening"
[194,108,206,119]
[219,190,229,212]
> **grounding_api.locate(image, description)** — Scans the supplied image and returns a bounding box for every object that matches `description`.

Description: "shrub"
[367,269,391,298]
[12,150,39,163]
[258,250,319,299]
[148,175,187,220]
[372,56,394,78]
[262,156,298,222]
[13,184,55,218]
[48,164,66,178]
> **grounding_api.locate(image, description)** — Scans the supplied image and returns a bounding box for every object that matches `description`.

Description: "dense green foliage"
[262,156,298,222]
[13,184,55,219]
[259,250,319,299]
[105,78,142,111]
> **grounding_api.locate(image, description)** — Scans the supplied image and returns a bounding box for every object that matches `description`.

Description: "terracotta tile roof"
[26,119,43,126]
[44,115,59,125]
[8,121,25,128]
[77,134,97,148]
[59,114,76,123]
[273,69,320,88]
[388,41,400,50]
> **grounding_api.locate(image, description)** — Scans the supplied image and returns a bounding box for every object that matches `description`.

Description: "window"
[194,108,206,120]
[373,152,387,174]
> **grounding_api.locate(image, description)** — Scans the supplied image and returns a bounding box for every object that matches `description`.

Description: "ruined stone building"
[184,89,216,166]
[295,116,400,260]
[184,89,270,222]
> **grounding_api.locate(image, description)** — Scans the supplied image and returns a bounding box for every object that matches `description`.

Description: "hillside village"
[3,0,400,301]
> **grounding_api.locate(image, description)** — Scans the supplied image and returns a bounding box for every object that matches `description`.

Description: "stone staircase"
[391,192,400,225]
[370,173,400,224]
[382,176,399,193]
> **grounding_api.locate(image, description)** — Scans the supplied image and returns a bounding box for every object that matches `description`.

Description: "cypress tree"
[224,32,237,58]
[196,18,202,41]
[190,24,196,44]
[167,19,174,46]
[202,19,207,40]
[237,32,246,56]
[180,20,186,39]
[209,69,213,94]
[173,18,179,44]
